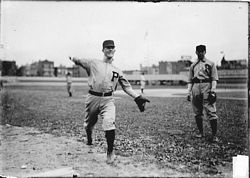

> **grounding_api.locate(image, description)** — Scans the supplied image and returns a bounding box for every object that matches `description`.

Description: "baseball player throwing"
[69,40,150,164]
[187,45,219,142]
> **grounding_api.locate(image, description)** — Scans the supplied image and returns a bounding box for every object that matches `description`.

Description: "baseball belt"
[192,78,211,83]
[89,90,113,97]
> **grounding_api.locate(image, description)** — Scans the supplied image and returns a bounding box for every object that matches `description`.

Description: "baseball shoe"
[106,152,116,164]
[87,144,94,153]
[210,136,219,143]
[194,133,204,138]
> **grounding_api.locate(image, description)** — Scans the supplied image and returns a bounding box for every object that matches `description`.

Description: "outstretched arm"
[69,56,88,67]
[69,56,91,75]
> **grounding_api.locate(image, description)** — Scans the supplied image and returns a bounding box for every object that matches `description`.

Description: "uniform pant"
[67,83,72,93]
[84,94,116,131]
[191,83,218,120]
[140,81,145,89]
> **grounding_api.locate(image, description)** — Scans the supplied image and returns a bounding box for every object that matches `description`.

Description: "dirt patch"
[0,124,194,177]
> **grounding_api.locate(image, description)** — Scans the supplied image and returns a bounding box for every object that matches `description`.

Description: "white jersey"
[140,75,145,82]
[74,58,139,98]
[66,75,72,84]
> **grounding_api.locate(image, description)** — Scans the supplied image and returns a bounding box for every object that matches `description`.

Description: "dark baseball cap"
[196,45,206,52]
[103,40,115,48]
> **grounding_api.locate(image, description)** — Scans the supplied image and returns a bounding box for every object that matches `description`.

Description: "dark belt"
[89,90,113,97]
[192,78,211,83]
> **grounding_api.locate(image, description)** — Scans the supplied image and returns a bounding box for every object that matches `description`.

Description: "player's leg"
[140,84,143,93]
[84,95,100,146]
[69,84,72,97]
[100,97,116,164]
[203,85,219,142]
[191,84,204,137]
[67,84,70,96]
[141,82,145,94]
[204,106,218,142]
[105,129,115,163]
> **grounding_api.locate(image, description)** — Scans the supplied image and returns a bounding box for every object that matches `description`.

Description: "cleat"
[211,136,219,143]
[87,144,94,153]
[106,152,116,164]
[194,133,204,138]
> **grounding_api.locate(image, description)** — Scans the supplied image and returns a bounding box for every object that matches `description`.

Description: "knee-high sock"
[86,129,93,145]
[195,117,203,134]
[105,130,115,154]
[210,119,217,136]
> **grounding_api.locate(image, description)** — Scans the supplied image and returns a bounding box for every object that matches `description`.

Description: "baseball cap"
[196,45,206,52]
[103,40,115,48]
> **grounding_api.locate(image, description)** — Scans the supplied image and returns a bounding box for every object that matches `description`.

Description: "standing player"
[0,80,3,91]
[140,72,146,94]
[187,45,219,142]
[66,72,72,97]
[69,40,150,164]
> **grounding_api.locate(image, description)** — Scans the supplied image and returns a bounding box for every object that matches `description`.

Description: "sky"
[1,1,248,70]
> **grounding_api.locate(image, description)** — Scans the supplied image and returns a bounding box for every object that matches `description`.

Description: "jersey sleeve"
[73,57,92,75]
[118,72,140,98]
[211,63,219,81]
[187,64,194,83]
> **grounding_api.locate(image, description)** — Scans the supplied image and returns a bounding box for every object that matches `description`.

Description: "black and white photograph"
[0,0,248,177]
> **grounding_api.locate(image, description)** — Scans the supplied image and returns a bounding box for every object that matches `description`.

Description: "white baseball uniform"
[140,75,146,89]
[188,58,219,120]
[66,74,72,94]
[73,57,139,131]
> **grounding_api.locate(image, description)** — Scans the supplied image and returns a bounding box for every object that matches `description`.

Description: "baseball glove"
[207,91,217,104]
[134,95,150,112]
[187,93,191,102]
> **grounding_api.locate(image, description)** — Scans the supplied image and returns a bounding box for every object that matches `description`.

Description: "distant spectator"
[66,72,72,97]
[0,80,3,91]
[140,72,146,94]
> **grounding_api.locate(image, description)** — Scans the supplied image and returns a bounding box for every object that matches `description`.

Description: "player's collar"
[197,57,206,63]
[103,57,114,63]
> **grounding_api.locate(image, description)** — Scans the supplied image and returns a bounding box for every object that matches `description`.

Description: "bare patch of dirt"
[0,124,193,177]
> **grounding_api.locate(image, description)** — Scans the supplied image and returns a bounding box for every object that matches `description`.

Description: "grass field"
[1,85,248,176]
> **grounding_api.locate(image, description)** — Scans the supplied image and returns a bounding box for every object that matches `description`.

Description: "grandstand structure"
[124,68,247,86]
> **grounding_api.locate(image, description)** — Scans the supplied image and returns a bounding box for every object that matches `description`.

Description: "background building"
[30,62,39,76]
[140,64,159,75]
[54,65,68,77]
[37,60,54,77]
[123,70,141,75]
[220,57,247,69]
[0,60,17,76]
[29,60,54,77]
[159,60,192,74]
[72,65,88,77]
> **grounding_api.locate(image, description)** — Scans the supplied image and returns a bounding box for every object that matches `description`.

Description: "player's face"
[103,47,116,59]
[196,51,206,60]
